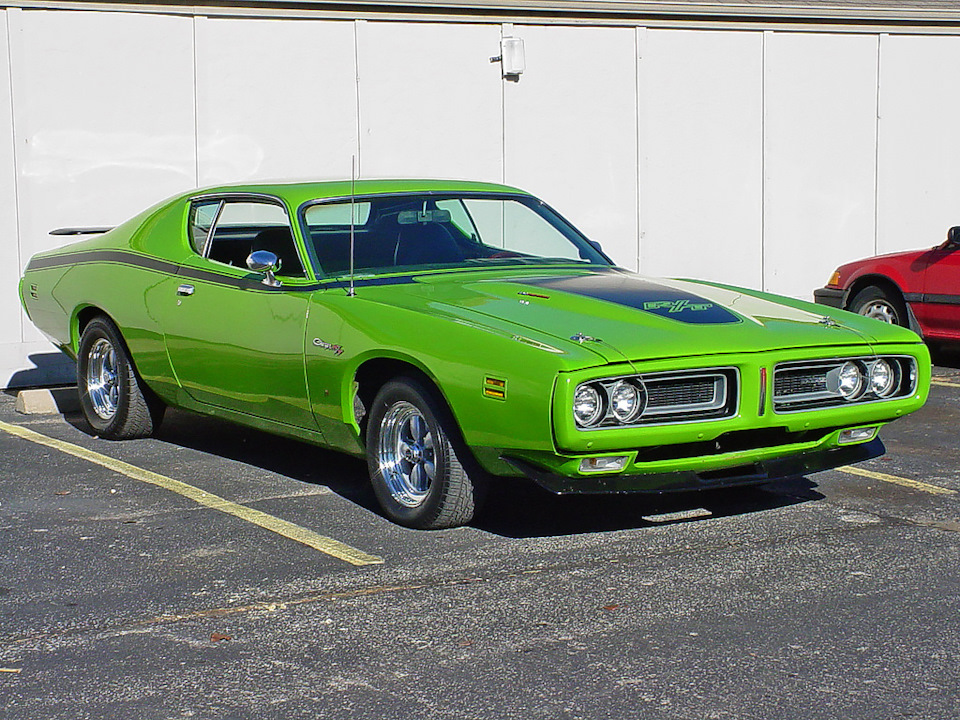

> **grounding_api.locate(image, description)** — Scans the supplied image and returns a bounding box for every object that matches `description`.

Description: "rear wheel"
[848,285,908,327]
[77,317,164,439]
[366,377,484,529]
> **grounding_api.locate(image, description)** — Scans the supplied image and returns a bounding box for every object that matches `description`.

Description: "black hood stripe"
[519,274,741,325]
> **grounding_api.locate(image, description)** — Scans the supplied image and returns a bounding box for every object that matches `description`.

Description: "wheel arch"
[73,305,112,355]
[844,274,906,310]
[844,274,923,336]
[352,355,459,445]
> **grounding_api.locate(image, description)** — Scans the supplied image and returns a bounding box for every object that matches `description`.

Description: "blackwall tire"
[77,317,164,439]
[849,285,908,327]
[366,377,484,529]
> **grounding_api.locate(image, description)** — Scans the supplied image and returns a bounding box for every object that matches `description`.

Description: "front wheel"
[77,317,164,439]
[366,378,484,529]
[848,285,908,327]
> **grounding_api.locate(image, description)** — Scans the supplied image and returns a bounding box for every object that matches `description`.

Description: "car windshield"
[300,193,611,277]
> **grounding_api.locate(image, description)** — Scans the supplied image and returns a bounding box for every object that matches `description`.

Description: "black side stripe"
[919,293,960,306]
[26,249,420,292]
[27,250,179,274]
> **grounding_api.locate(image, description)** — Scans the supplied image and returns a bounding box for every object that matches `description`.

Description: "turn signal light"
[579,456,629,473]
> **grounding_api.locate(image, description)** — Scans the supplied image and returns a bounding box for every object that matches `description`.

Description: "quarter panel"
[52,261,178,400]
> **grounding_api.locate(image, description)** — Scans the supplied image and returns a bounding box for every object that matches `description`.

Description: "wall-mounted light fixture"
[491,35,525,80]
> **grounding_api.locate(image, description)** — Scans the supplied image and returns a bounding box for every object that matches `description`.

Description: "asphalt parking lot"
[1,361,959,720]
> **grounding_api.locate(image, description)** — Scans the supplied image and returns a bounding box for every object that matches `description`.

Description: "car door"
[161,195,320,431]
[919,239,960,340]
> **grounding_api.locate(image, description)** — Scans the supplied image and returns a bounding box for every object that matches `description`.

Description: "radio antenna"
[348,156,357,297]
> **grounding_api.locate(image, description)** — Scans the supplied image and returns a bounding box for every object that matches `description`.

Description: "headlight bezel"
[571,368,737,431]
[573,382,606,428]
[774,355,918,413]
[869,358,899,398]
[608,379,646,424]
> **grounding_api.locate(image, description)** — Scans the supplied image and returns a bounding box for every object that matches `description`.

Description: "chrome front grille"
[644,373,729,418]
[773,356,917,412]
[774,370,830,401]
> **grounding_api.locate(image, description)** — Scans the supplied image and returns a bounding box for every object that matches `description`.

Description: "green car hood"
[400,268,913,364]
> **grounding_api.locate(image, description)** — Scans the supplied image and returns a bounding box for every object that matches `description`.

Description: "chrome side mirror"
[246,250,282,287]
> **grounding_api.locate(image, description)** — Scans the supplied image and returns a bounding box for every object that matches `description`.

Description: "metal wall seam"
[873,32,884,257]
[5,7,23,344]
[634,25,644,274]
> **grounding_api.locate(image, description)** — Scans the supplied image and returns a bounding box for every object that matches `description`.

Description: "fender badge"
[818,316,840,328]
[313,338,344,355]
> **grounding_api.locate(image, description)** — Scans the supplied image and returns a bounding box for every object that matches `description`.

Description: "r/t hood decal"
[519,273,742,325]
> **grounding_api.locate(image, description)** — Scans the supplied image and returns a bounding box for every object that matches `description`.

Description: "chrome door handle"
[176,284,195,296]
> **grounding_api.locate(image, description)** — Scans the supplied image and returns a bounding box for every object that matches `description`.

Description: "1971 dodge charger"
[20,180,930,528]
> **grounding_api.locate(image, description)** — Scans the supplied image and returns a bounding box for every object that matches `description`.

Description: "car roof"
[183,179,529,207]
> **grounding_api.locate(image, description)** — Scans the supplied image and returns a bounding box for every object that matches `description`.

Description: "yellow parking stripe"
[0,420,383,567]
[931,378,960,388]
[837,465,956,496]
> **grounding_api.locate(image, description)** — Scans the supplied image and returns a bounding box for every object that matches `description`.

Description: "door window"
[199,199,305,277]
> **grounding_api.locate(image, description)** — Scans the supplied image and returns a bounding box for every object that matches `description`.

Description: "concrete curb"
[15,387,80,415]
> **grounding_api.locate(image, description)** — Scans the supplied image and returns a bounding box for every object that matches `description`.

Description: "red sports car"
[815,226,960,344]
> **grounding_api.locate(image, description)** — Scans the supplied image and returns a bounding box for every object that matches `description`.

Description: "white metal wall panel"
[877,34,960,254]
[4,9,195,386]
[763,32,879,299]
[8,10,196,261]
[1,11,20,347]
[357,21,502,181]
[503,25,639,269]
[638,28,763,288]
[195,17,357,186]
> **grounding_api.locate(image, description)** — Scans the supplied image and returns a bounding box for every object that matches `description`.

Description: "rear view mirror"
[947,226,960,247]
[398,209,452,225]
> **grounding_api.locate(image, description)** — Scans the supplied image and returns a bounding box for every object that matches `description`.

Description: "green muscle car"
[19,180,930,528]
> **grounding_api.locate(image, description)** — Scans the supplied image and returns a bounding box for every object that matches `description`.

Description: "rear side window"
[192,199,305,278]
[188,201,221,254]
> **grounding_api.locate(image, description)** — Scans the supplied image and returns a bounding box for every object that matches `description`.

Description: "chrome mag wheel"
[377,400,436,507]
[77,316,164,439]
[86,337,120,420]
[366,377,485,529]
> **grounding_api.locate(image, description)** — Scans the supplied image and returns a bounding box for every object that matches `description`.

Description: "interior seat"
[393,222,464,267]
[252,226,304,277]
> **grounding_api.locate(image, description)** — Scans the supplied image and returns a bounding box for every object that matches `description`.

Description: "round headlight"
[573,384,604,427]
[837,361,865,400]
[609,380,645,424]
[869,359,897,398]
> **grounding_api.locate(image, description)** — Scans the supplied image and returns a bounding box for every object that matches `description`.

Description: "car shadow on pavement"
[474,475,825,538]
[930,345,960,370]
[63,407,384,514]
[64,407,826,537]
